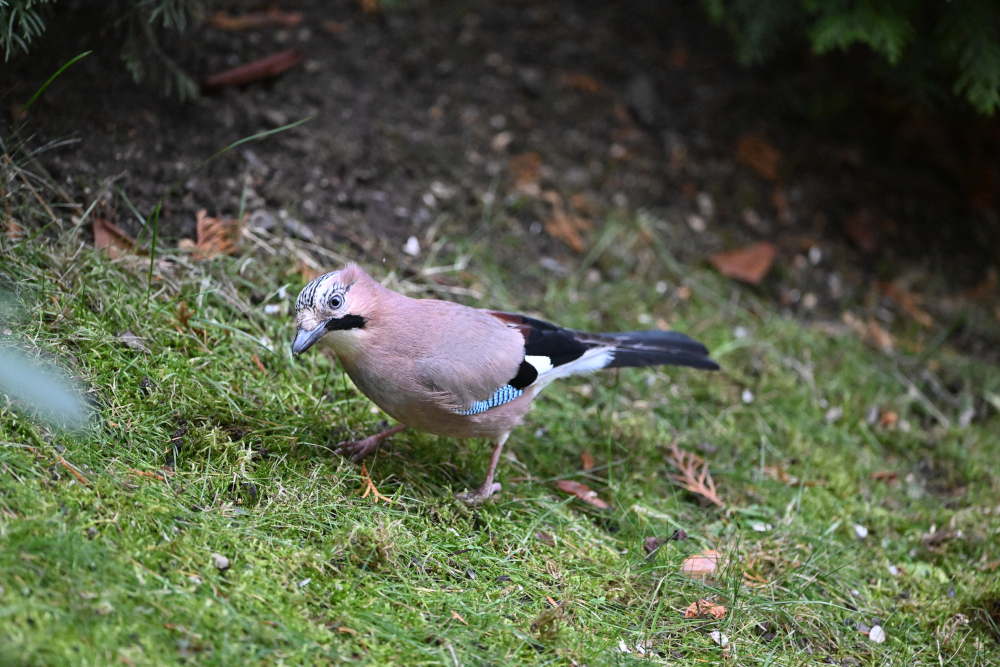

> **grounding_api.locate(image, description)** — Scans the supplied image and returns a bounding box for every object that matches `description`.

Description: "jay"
[292,264,718,504]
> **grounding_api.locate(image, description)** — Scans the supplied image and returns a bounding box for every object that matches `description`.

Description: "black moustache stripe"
[325,314,367,331]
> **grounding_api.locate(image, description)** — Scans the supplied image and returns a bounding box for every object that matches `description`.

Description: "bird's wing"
[405,301,527,412]
[488,311,718,389]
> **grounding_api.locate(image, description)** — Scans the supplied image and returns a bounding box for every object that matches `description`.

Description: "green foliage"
[702,0,1000,115]
[2,147,1000,664]
[1,0,206,100]
[0,0,57,60]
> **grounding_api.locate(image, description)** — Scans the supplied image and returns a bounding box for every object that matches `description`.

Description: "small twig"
[252,353,266,374]
[892,368,952,428]
[357,463,393,503]
[665,441,725,508]
[58,457,89,485]
[128,467,167,482]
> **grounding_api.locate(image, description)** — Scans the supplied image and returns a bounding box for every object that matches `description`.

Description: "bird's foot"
[455,482,502,506]
[334,435,384,462]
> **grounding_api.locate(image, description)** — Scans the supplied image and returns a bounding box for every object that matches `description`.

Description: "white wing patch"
[524,355,553,374]
[532,347,615,390]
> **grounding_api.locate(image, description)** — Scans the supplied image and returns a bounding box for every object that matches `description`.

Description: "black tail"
[601,330,720,371]
[489,310,719,374]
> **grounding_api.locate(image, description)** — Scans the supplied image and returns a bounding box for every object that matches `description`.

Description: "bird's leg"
[455,433,509,505]
[335,423,408,462]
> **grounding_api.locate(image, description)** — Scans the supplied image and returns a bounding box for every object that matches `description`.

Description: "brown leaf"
[680,549,722,578]
[535,531,554,546]
[321,20,347,35]
[736,133,781,181]
[508,152,542,196]
[922,528,956,547]
[643,536,664,554]
[5,216,25,242]
[556,479,610,509]
[354,0,380,15]
[580,451,595,472]
[684,599,727,620]
[878,280,933,328]
[864,318,894,354]
[559,71,605,95]
[871,470,899,484]
[183,210,242,260]
[93,218,136,258]
[708,241,777,285]
[203,50,305,89]
[878,410,899,427]
[543,190,592,254]
[205,9,302,30]
[665,441,725,507]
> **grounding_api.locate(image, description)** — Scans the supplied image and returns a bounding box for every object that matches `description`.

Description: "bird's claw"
[334,435,383,462]
[455,482,502,506]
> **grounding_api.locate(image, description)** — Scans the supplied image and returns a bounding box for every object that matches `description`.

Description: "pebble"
[212,553,230,571]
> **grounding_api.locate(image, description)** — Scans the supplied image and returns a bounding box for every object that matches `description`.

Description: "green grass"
[2,189,999,665]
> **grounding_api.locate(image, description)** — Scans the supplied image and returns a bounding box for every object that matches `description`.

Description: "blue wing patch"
[457,385,523,415]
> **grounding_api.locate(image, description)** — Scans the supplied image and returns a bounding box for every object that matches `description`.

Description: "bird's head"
[292,264,375,355]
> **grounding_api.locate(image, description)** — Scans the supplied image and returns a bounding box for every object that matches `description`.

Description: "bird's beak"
[292,325,326,355]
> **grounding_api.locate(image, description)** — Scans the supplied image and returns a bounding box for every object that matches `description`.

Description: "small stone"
[297,578,311,588]
[888,564,899,576]
[212,553,230,571]
[733,326,750,339]
[687,214,706,233]
[751,522,773,532]
[741,389,755,404]
[809,246,822,264]
[709,631,729,646]
[868,625,886,643]
[825,406,843,424]
[853,524,869,539]
[402,236,420,256]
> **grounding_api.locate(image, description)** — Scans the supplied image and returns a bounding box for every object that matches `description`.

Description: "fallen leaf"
[202,50,305,89]
[871,470,899,484]
[665,441,725,507]
[535,531,554,546]
[205,9,302,30]
[93,218,136,258]
[643,536,664,554]
[581,451,595,471]
[183,209,243,260]
[736,133,781,181]
[337,626,358,636]
[708,241,777,285]
[321,20,347,35]
[508,152,542,196]
[680,549,722,578]
[684,599,727,620]
[450,610,468,625]
[556,479,610,509]
[922,528,956,547]
[5,216,25,242]
[709,630,729,646]
[878,280,933,328]
[542,190,592,254]
[864,318,894,354]
[559,71,604,94]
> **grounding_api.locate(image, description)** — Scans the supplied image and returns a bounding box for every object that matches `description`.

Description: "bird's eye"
[329,294,344,310]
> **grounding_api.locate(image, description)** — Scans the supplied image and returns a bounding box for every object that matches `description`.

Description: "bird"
[292,263,719,504]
